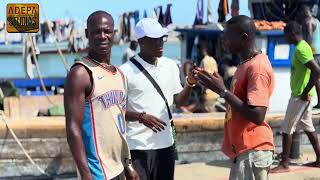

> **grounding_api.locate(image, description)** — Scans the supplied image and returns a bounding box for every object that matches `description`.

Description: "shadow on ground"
[205,160,232,168]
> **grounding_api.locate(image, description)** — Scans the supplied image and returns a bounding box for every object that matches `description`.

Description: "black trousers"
[111,171,125,180]
[131,146,175,180]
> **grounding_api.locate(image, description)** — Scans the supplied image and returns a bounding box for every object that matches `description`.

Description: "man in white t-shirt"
[120,18,197,180]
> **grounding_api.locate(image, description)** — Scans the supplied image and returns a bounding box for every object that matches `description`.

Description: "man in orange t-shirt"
[195,15,275,179]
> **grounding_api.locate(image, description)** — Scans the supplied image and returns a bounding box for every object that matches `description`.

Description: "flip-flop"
[303,161,320,168]
[270,164,290,173]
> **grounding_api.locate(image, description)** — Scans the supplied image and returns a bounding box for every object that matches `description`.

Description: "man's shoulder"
[295,41,313,56]
[66,64,91,89]
[247,54,273,74]
[255,53,270,64]
[70,62,91,75]
[158,56,178,67]
[119,61,134,73]
[159,56,174,62]
[296,40,311,50]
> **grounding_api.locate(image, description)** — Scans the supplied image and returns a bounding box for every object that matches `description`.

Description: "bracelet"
[138,111,146,123]
[185,76,196,87]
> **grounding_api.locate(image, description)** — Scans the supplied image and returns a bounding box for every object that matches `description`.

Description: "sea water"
[0,42,181,79]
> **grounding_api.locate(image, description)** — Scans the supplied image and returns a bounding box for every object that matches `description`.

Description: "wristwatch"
[219,89,228,98]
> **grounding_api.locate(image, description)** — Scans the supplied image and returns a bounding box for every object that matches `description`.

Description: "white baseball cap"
[135,18,169,40]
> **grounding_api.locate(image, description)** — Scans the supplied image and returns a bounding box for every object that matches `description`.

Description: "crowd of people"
[64,5,320,180]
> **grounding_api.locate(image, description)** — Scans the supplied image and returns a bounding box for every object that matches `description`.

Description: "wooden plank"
[3,97,20,118]
[18,95,63,117]
[3,96,63,118]
[0,117,65,139]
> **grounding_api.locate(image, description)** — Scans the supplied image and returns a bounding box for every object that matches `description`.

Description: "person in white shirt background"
[120,18,197,180]
[122,40,138,64]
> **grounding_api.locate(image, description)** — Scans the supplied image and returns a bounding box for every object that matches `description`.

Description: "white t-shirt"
[120,55,183,150]
[122,48,136,64]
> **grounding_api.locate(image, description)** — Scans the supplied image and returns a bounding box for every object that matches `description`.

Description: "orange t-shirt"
[222,53,275,159]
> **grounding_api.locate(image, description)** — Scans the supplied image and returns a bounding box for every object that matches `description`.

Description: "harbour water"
[0,42,181,78]
[0,41,306,113]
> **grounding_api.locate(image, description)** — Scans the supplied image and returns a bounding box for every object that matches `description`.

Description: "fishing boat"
[175,26,298,112]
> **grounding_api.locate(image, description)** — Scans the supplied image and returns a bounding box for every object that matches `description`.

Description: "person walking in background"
[198,43,219,112]
[64,11,139,180]
[194,15,275,179]
[120,18,196,180]
[271,21,320,173]
[296,5,320,109]
[122,40,138,64]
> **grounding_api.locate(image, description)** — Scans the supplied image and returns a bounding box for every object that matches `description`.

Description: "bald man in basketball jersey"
[64,11,139,180]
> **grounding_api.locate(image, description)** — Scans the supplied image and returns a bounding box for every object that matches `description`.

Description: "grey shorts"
[229,150,273,180]
[281,97,315,134]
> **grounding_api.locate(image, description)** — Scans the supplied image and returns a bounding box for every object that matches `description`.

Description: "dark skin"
[296,7,317,48]
[64,12,139,180]
[271,31,320,172]
[195,23,267,125]
[125,36,196,132]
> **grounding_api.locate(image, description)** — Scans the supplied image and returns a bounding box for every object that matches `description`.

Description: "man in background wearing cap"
[120,18,197,180]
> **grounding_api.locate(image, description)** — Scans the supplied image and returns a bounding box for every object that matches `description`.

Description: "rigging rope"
[0,112,50,177]
[28,34,57,106]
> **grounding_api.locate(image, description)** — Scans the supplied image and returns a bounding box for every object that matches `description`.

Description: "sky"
[1,0,250,26]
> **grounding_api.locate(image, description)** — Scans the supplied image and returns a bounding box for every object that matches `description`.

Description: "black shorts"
[131,146,175,180]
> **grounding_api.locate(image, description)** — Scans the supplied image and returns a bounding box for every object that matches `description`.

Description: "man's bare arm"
[195,70,268,125]
[174,85,193,107]
[305,20,314,46]
[64,65,93,180]
[302,60,320,98]
[223,91,268,125]
[125,111,166,132]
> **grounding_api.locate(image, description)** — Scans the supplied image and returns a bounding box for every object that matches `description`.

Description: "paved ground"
[55,150,320,180]
[175,150,320,180]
